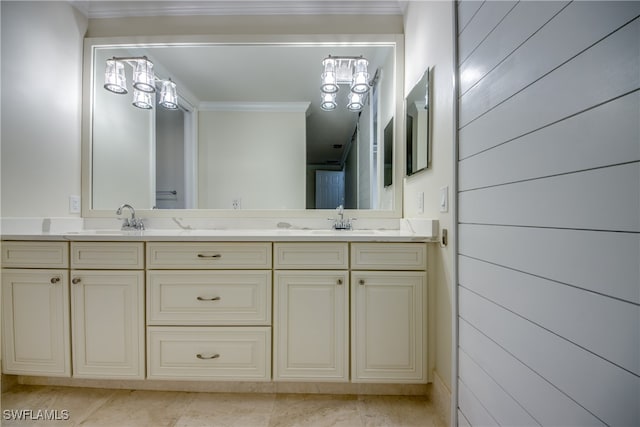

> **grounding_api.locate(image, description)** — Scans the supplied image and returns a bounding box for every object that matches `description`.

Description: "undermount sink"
[310,229,377,235]
[65,229,139,235]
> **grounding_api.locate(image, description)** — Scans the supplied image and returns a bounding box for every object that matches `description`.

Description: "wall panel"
[456,2,640,425]
[459,1,640,127]
[460,17,640,159]
[458,91,640,191]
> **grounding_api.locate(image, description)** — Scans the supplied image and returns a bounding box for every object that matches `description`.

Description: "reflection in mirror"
[406,68,430,176]
[89,43,397,212]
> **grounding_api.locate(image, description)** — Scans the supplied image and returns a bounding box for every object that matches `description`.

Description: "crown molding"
[72,1,403,19]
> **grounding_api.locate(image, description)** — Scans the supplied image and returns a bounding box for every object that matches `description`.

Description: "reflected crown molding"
[199,101,311,115]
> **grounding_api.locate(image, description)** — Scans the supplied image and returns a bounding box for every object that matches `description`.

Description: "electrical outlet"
[69,195,81,213]
[232,198,241,210]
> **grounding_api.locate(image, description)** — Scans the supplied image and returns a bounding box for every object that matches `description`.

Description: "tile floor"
[1,385,446,427]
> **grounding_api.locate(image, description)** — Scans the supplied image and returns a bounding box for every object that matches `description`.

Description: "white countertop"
[1,228,433,242]
[0,218,438,242]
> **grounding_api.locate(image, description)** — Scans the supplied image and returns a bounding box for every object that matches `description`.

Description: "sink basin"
[65,229,138,235]
[310,229,376,235]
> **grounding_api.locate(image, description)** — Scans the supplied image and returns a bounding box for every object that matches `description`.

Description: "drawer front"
[147,243,272,269]
[274,243,348,269]
[147,326,271,381]
[147,271,272,325]
[71,242,144,269]
[351,243,427,270]
[1,241,68,269]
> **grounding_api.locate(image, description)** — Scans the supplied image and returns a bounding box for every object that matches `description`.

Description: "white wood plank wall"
[456,1,640,426]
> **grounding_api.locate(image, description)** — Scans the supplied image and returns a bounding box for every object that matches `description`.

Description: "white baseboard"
[431,370,452,426]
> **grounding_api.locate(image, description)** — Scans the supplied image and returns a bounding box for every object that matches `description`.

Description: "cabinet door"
[351,271,426,383]
[274,271,349,381]
[71,270,144,379]
[1,269,70,376]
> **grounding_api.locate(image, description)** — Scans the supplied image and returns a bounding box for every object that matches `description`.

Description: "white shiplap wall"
[456,1,640,426]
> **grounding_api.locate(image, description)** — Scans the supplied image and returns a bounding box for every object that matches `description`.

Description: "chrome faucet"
[116,204,145,231]
[329,205,354,230]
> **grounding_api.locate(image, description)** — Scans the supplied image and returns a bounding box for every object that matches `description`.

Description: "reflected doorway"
[315,170,345,209]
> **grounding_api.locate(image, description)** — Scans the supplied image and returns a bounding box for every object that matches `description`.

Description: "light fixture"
[321,92,337,111]
[351,58,370,94]
[132,89,153,109]
[319,55,372,111]
[104,59,127,94]
[321,57,339,94]
[103,56,179,110]
[133,57,155,93]
[158,79,178,110]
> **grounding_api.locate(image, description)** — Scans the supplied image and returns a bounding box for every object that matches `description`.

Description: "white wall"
[198,110,306,209]
[402,0,456,409]
[1,1,87,218]
[456,2,640,426]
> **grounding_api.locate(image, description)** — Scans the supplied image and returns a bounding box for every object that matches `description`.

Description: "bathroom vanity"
[1,230,432,391]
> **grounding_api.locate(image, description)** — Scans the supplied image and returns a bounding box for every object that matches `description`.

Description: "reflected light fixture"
[103,56,179,110]
[320,55,372,111]
[158,80,178,110]
[132,89,153,109]
[321,92,337,111]
[347,92,364,111]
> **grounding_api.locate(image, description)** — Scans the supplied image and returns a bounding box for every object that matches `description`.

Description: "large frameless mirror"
[83,35,404,218]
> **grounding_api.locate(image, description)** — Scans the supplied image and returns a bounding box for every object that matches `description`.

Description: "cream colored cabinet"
[1,241,71,376]
[351,243,427,383]
[146,242,272,381]
[70,242,144,379]
[273,243,349,382]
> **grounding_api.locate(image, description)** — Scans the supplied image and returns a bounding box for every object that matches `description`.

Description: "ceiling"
[82,0,402,165]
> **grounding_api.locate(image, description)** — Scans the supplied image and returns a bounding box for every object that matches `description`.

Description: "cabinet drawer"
[147,243,272,269]
[2,241,68,268]
[147,326,271,381]
[147,271,271,325]
[351,243,426,270]
[71,242,144,269]
[274,243,348,269]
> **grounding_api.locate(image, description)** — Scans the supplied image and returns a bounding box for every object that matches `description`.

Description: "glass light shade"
[351,58,370,94]
[320,92,337,111]
[347,92,364,111]
[320,57,338,93]
[132,89,153,109]
[159,80,178,110]
[133,58,155,93]
[104,59,127,94]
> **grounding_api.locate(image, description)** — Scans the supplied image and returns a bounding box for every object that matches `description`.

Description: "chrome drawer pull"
[197,254,222,259]
[197,296,221,301]
[196,353,220,360]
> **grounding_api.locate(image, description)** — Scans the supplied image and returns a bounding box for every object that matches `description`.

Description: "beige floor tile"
[358,395,445,427]
[2,385,445,427]
[269,394,363,427]
[1,385,115,427]
[75,389,192,427]
[175,392,276,427]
